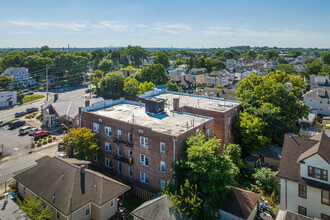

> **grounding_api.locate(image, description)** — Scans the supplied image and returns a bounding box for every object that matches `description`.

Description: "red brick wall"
[81,110,214,192]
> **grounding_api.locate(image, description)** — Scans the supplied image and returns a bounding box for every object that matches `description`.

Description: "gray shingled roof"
[2,67,28,76]
[131,195,188,220]
[303,88,330,100]
[252,145,282,160]
[14,157,130,216]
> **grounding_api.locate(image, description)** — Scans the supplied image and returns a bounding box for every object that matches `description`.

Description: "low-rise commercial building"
[0,90,17,107]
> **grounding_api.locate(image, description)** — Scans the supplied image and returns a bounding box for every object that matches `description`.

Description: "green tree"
[302,59,329,78]
[265,50,278,60]
[127,45,148,67]
[119,54,129,67]
[123,76,140,99]
[223,51,235,59]
[0,75,13,89]
[97,59,113,72]
[212,59,226,70]
[110,50,121,69]
[91,70,104,86]
[174,133,236,219]
[223,144,245,178]
[163,180,203,220]
[17,90,24,103]
[277,57,288,64]
[63,127,100,159]
[97,71,125,98]
[174,59,185,68]
[248,50,257,59]
[214,85,225,89]
[253,167,278,195]
[321,52,330,65]
[39,45,50,53]
[91,49,106,67]
[139,81,155,94]
[17,195,53,220]
[136,64,168,85]
[154,51,170,69]
[166,82,183,92]
[256,54,265,60]
[277,64,295,75]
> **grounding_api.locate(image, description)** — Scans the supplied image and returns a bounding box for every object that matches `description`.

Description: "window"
[308,166,328,181]
[322,190,330,206]
[118,162,122,172]
[160,161,165,173]
[298,184,307,198]
[128,133,133,143]
[139,129,143,134]
[228,130,231,138]
[118,130,122,140]
[128,150,133,159]
[93,154,98,162]
[161,179,166,190]
[85,204,90,217]
[160,142,165,154]
[206,129,210,139]
[56,211,60,220]
[140,137,148,149]
[105,157,111,168]
[105,142,111,152]
[321,214,330,220]
[110,199,114,208]
[118,147,122,157]
[129,166,133,177]
[298,206,306,216]
[105,126,111,137]
[228,116,231,125]
[140,154,148,167]
[93,123,99,133]
[140,171,148,184]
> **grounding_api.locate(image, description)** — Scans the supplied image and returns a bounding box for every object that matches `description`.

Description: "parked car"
[54,85,61,89]
[0,120,3,124]
[22,89,29,93]
[26,92,34,95]
[33,130,50,138]
[58,152,67,158]
[26,107,38,113]
[63,84,70,88]
[29,128,39,136]
[9,120,26,129]
[19,126,32,135]
[15,111,27,117]
[85,88,91,93]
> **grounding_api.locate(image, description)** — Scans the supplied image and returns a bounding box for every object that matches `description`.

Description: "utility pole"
[46,65,49,102]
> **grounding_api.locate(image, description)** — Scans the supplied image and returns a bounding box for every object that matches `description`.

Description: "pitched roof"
[276,133,330,190]
[303,88,330,100]
[14,157,130,216]
[131,195,188,220]
[2,67,28,76]
[221,187,260,219]
[252,145,282,160]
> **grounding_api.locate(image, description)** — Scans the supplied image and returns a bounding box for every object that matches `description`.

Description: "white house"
[303,88,330,116]
[276,133,330,219]
[0,90,17,107]
[2,67,36,89]
[206,69,233,88]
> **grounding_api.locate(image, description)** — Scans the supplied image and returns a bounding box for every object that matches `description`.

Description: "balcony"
[113,154,133,165]
[114,138,133,147]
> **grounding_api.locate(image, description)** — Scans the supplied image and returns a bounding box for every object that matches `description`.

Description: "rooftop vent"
[145,98,165,114]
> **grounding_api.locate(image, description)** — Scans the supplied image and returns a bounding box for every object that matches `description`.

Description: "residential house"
[250,145,282,169]
[276,210,317,220]
[14,156,130,220]
[188,68,208,85]
[138,89,241,146]
[169,73,196,93]
[80,98,214,193]
[131,195,188,220]
[303,88,330,116]
[206,69,233,88]
[220,187,260,220]
[0,90,17,107]
[41,94,104,128]
[309,75,330,90]
[201,88,237,100]
[276,133,330,219]
[2,67,36,89]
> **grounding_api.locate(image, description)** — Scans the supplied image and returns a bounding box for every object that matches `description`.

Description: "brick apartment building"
[80,98,214,193]
[138,90,241,146]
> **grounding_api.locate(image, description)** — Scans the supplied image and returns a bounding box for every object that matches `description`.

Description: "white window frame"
[228,130,231,139]
[118,130,122,140]
[128,150,133,159]
[140,137,148,149]
[161,179,166,190]
[160,142,165,154]
[93,154,98,162]
[140,171,148,184]
[105,126,111,137]
[110,199,114,208]
[129,166,133,177]
[128,133,133,143]
[160,161,165,173]
[206,129,210,139]
[56,211,60,220]
[105,157,111,168]
[85,204,91,217]
[139,129,143,134]
[228,116,231,125]
[140,154,148,167]
[105,142,111,152]
[93,123,99,133]
[118,147,122,157]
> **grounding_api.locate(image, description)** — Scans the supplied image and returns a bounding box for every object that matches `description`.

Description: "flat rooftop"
[147,92,240,112]
[90,103,211,136]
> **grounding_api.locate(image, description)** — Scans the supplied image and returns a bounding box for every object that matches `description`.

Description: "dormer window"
[308,166,328,181]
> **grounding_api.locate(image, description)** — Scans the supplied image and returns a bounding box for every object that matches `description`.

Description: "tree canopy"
[17,195,53,220]
[0,75,13,89]
[96,71,125,98]
[136,64,168,85]
[153,51,170,69]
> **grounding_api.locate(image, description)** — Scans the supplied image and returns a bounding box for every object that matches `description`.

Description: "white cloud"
[151,23,192,34]
[99,21,128,32]
[10,20,88,31]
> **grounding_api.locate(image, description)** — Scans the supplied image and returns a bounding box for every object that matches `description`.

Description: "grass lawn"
[124,194,146,212]
[22,94,45,104]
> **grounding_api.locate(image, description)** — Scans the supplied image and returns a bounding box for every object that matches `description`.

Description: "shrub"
[52,136,56,140]
[253,167,278,195]
[31,143,35,148]
[43,140,47,145]
[37,142,41,147]
[48,135,52,139]
[48,139,52,143]
[8,180,17,192]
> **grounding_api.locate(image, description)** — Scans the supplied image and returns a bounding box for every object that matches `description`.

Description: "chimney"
[54,94,58,100]
[80,165,85,194]
[173,98,179,111]
[85,100,90,107]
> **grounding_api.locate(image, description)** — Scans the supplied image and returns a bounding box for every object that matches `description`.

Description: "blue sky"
[1,0,330,48]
